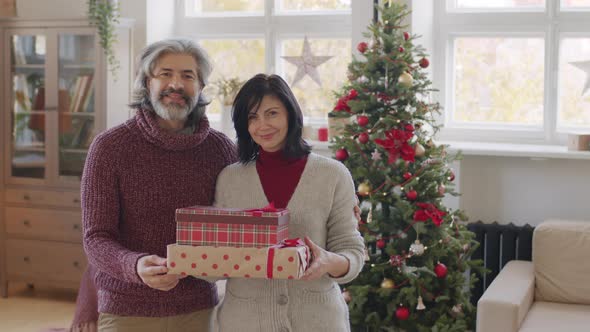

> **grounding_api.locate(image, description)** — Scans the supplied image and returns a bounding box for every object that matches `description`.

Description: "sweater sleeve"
[325,163,366,284]
[81,134,147,285]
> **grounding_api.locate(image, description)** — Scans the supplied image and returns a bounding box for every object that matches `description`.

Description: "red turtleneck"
[256,149,308,209]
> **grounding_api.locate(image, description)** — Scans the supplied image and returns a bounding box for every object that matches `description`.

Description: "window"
[434,0,590,144]
[179,0,357,138]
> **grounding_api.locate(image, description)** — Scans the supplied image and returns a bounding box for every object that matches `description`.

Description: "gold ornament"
[427,139,436,148]
[414,143,425,157]
[398,72,413,88]
[381,278,395,289]
[358,182,372,196]
[367,205,373,223]
[416,296,426,310]
[409,239,425,256]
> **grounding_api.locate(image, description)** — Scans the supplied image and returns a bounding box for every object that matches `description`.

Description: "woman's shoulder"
[217,161,254,182]
[307,153,351,178]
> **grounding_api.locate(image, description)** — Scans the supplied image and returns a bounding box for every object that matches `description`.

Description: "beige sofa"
[477,220,590,332]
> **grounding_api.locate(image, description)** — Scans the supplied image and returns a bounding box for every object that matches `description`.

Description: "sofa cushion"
[533,220,590,304]
[519,301,590,332]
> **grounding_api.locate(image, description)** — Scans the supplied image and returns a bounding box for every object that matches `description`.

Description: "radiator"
[467,221,535,305]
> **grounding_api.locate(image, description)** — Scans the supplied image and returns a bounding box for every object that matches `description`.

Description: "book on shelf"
[11,36,27,65]
[70,118,94,149]
[69,75,94,113]
[14,74,32,111]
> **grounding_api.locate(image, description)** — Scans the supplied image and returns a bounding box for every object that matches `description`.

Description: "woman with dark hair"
[213,73,365,331]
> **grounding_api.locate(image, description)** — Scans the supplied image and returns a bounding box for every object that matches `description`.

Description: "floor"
[0,282,76,332]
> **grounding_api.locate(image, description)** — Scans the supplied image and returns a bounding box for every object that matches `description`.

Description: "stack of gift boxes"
[167,205,310,280]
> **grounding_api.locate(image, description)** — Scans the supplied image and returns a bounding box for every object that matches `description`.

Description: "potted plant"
[87,0,120,79]
[213,76,244,106]
[212,77,244,136]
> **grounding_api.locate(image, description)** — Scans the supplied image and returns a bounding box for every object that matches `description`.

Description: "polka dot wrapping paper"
[166,240,310,279]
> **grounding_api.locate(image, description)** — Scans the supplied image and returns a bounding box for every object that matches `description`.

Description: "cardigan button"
[278,294,289,305]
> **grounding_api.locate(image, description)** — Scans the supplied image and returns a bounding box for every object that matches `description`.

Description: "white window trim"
[432,0,590,146]
[175,0,373,137]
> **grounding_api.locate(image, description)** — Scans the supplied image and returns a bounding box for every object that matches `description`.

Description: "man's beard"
[150,88,198,121]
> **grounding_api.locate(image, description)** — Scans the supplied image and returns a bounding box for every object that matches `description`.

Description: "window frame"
[177,0,364,133]
[433,0,590,145]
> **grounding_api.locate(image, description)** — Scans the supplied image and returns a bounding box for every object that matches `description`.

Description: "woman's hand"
[301,236,350,281]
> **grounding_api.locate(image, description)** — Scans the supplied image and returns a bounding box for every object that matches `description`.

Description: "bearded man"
[81,38,236,332]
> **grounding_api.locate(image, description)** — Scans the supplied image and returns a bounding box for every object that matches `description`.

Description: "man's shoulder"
[91,118,135,150]
[205,128,234,147]
[203,128,237,161]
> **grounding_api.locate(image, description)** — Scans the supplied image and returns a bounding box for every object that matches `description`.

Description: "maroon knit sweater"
[256,149,308,209]
[81,109,237,317]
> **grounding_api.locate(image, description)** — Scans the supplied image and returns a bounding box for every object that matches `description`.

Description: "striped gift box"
[175,205,289,248]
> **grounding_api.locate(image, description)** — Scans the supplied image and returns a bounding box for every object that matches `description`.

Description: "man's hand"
[137,255,186,291]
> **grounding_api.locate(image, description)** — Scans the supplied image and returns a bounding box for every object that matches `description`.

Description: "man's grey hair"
[129,38,213,119]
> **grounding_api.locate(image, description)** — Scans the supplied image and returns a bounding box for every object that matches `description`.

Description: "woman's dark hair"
[232,73,311,164]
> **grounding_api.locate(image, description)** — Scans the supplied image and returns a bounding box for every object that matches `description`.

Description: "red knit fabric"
[256,149,308,209]
[81,109,237,317]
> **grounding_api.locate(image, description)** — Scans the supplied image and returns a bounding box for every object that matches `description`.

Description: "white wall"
[460,156,590,226]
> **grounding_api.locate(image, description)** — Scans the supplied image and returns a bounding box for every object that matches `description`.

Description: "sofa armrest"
[476,260,535,332]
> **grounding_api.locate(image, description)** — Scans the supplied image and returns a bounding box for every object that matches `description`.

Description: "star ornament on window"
[281,37,333,88]
[570,60,590,96]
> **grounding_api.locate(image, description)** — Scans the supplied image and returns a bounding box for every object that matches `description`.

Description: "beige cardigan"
[213,153,365,332]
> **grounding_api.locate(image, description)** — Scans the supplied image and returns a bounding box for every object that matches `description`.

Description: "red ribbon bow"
[244,202,278,216]
[266,238,307,279]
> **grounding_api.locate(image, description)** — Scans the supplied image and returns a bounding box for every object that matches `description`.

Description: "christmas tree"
[330,3,484,331]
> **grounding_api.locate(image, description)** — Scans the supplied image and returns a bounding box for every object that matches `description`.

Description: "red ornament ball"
[448,170,456,182]
[335,148,349,161]
[376,239,386,249]
[434,263,448,278]
[396,306,410,320]
[406,190,418,201]
[403,31,410,41]
[357,115,369,127]
[403,172,412,180]
[358,132,370,144]
[357,42,368,54]
[419,57,430,68]
[398,46,405,53]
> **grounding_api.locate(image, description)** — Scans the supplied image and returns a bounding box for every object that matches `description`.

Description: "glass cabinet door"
[9,34,47,179]
[57,33,96,180]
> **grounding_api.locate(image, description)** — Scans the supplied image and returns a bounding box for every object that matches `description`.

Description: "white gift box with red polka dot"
[166,240,310,279]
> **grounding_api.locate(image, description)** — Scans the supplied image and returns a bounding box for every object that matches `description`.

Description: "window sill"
[441,141,590,161]
[309,139,590,161]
